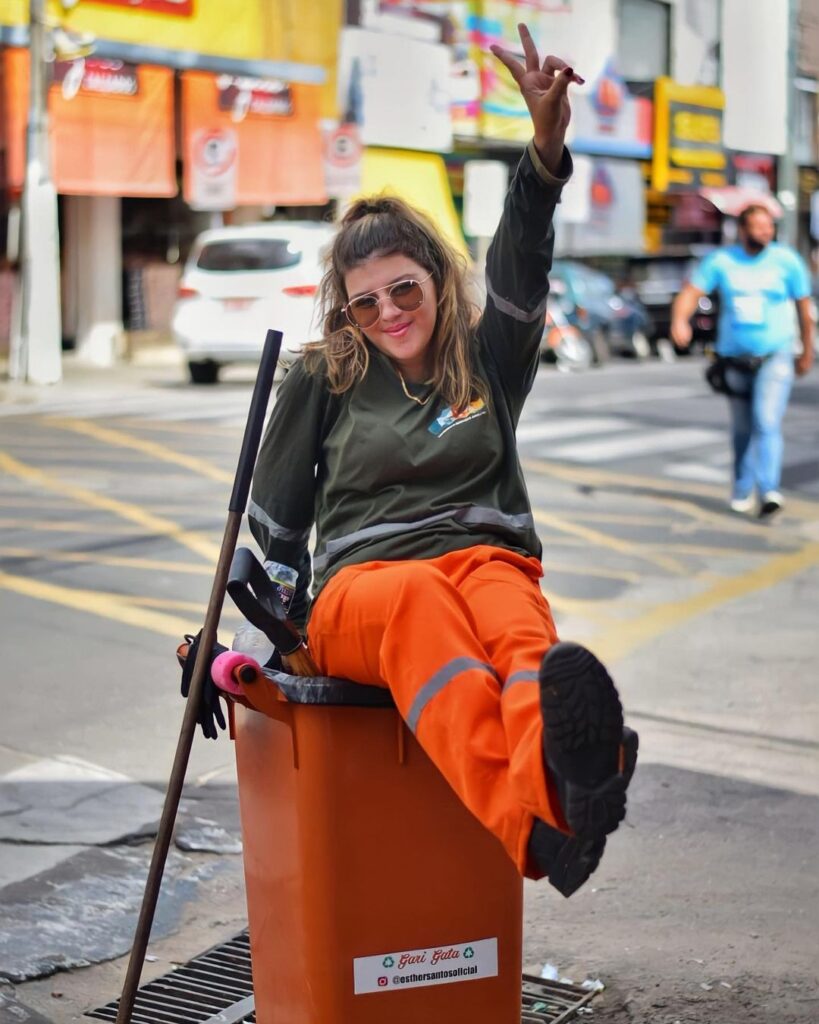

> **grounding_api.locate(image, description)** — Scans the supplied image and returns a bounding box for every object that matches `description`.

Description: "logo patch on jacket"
[429,398,487,437]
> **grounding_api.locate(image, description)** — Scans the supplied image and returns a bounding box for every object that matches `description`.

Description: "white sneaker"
[759,491,784,518]
[729,495,755,514]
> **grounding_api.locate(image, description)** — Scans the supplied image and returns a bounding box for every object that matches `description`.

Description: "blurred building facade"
[0,0,339,360]
[0,0,817,361]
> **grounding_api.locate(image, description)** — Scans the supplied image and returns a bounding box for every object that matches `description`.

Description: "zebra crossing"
[515,402,732,483]
[1,371,813,490]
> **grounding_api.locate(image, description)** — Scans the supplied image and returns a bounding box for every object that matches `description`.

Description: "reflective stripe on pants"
[307,545,561,874]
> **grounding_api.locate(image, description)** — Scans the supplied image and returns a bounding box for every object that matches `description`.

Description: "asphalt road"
[1,352,817,1023]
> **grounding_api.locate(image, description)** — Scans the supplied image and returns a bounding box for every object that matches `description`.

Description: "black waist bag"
[705,354,768,397]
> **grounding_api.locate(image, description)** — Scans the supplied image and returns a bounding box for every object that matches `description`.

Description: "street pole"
[778,0,800,249]
[10,0,62,383]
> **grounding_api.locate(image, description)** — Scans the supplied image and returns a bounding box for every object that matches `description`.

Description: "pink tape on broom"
[211,650,264,695]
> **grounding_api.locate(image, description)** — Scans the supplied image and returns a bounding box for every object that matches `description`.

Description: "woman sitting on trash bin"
[249,23,638,898]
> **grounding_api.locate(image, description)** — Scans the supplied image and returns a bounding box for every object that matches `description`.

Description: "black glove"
[179,631,229,740]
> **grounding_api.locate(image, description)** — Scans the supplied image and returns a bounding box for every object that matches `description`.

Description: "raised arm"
[490,22,580,176]
[477,24,578,409]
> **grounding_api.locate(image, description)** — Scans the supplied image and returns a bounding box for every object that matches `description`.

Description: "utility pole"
[778,0,800,248]
[10,0,62,383]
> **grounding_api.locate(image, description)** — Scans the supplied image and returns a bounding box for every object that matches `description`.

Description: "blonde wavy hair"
[303,195,486,411]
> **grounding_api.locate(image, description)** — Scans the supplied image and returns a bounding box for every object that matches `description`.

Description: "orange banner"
[181,71,326,207]
[3,49,176,197]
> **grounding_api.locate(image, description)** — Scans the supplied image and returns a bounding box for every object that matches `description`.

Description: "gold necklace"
[397,370,433,406]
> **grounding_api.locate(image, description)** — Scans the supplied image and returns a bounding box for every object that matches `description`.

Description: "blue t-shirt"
[690,243,810,357]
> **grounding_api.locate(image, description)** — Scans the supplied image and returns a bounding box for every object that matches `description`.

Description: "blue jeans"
[724,348,794,499]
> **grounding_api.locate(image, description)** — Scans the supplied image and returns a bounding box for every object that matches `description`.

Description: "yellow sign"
[0,0,341,115]
[652,78,726,193]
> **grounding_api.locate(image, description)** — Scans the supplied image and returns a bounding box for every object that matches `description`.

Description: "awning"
[699,186,783,219]
[181,71,327,208]
[357,148,468,258]
[3,49,176,197]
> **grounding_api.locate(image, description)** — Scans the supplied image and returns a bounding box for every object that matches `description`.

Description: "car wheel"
[554,333,594,372]
[590,328,610,365]
[188,359,220,385]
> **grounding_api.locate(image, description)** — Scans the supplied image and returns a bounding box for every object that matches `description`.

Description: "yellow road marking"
[0,451,220,562]
[0,547,213,575]
[0,518,137,534]
[638,540,794,559]
[128,594,242,618]
[0,568,197,639]
[523,456,819,519]
[45,417,234,485]
[541,559,640,583]
[644,492,772,533]
[106,419,237,437]
[543,594,617,622]
[566,505,774,537]
[0,496,57,508]
[592,541,819,664]
[533,509,687,575]
[560,511,677,526]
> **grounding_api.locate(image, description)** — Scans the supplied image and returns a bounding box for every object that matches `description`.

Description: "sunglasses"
[343,272,433,329]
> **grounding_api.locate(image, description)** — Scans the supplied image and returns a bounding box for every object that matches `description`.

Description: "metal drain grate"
[87,933,256,1024]
[87,932,597,1024]
[521,973,598,1022]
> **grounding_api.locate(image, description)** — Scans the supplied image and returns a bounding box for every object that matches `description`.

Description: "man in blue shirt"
[671,205,814,517]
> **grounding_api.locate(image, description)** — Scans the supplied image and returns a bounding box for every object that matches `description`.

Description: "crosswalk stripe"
[663,463,729,483]
[515,416,632,443]
[546,427,724,463]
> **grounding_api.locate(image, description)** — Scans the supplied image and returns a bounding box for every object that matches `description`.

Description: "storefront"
[647,77,728,253]
[0,0,338,363]
[335,17,467,256]
[554,60,652,259]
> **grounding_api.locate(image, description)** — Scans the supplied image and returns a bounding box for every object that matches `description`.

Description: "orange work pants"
[307,544,563,875]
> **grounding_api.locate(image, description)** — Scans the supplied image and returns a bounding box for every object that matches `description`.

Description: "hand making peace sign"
[491,22,583,176]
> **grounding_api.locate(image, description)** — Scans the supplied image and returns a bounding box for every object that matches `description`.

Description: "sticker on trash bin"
[353,937,498,994]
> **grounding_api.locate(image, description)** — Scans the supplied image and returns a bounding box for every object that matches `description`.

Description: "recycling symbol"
[382,956,395,968]
[463,947,475,959]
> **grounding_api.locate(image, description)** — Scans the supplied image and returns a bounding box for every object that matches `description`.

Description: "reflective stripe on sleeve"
[485,274,550,324]
[247,499,311,545]
[406,657,500,733]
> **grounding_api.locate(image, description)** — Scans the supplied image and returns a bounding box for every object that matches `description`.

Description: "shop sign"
[338,28,453,154]
[76,0,193,14]
[321,120,362,198]
[730,153,776,192]
[189,127,237,211]
[53,58,139,101]
[216,75,293,121]
[570,59,652,159]
[555,157,646,256]
[652,78,726,193]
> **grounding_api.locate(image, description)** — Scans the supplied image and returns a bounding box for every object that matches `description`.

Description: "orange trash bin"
[231,671,523,1024]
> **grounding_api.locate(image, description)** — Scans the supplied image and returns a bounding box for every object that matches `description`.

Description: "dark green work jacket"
[249,142,570,627]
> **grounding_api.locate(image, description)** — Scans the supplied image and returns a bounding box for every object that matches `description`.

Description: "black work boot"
[539,642,639,841]
[527,819,606,898]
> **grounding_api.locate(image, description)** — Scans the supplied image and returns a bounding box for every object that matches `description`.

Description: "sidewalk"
[0,345,184,408]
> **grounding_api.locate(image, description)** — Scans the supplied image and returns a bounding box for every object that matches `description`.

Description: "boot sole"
[548,834,606,898]
[540,642,636,840]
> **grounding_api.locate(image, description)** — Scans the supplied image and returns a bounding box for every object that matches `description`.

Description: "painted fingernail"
[575,74,586,84]
[564,67,574,77]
